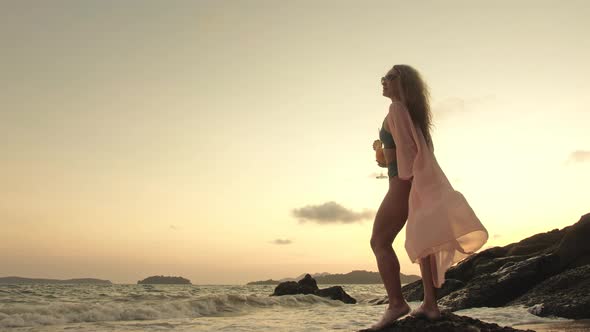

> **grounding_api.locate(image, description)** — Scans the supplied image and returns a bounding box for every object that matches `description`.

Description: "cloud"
[170,225,178,230]
[432,97,465,119]
[292,201,375,224]
[272,239,292,245]
[566,150,590,164]
[467,94,497,105]
[432,95,496,120]
[493,234,502,239]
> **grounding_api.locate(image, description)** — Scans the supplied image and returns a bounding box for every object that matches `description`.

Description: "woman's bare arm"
[383,148,397,165]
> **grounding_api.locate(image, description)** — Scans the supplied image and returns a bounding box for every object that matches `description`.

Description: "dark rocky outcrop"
[357,312,534,332]
[316,286,357,304]
[298,273,318,294]
[272,273,356,304]
[508,263,590,319]
[374,212,590,320]
[272,281,301,295]
[435,252,562,310]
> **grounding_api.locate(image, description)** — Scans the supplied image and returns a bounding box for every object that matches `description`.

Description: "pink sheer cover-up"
[386,101,489,288]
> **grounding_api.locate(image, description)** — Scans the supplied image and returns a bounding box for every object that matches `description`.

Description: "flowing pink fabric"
[387,101,489,288]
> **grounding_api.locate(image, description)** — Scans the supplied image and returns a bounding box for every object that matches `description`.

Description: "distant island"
[137,275,191,285]
[0,277,112,285]
[248,279,282,285]
[247,270,420,285]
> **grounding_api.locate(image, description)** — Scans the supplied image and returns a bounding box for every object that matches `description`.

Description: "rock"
[273,281,300,295]
[372,212,590,320]
[508,264,590,319]
[315,286,356,304]
[555,212,590,270]
[357,312,534,332]
[297,273,319,294]
[436,252,561,311]
[271,274,356,304]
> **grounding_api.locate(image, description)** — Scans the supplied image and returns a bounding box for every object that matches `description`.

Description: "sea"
[1,284,589,332]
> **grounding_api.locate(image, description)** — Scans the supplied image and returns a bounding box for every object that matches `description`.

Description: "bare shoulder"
[389,101,406,112]
[389,102,411,121]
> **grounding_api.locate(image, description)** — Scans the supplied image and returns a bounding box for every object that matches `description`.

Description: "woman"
[367,65,488,330]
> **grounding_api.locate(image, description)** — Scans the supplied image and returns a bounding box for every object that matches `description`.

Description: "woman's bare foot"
[409,302,441,320]
[368,302,411,331]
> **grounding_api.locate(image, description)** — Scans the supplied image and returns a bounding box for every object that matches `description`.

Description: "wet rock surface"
[508,263,590,319]
[357,311,535,332]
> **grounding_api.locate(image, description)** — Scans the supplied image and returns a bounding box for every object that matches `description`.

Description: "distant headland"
[0,277,112,285]
[137,275,191,285]
[247,270,420,285]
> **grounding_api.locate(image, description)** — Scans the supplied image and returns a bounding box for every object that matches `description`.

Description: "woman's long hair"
[393,64,434,149]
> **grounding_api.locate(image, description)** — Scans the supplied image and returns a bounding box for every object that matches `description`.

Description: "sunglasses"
[381,73,399,84]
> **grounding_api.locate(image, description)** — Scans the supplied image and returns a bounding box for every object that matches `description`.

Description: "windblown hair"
[393,64,434,149]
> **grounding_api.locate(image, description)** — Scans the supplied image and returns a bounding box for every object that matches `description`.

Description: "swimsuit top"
[379,119,396,149]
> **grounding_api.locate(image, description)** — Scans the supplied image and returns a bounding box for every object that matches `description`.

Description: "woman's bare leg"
[411,254,441,319]
[369,176,412,328]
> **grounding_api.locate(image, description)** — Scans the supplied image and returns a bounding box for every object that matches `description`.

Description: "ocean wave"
[0,293,345,328]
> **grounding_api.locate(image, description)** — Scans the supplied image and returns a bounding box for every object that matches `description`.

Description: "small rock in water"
[297,274,318,294]
[271,273,356,304]
[316,286,356,304]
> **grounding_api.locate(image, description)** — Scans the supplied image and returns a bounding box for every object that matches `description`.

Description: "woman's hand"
[374,140,389,167]
[373,139,382,151]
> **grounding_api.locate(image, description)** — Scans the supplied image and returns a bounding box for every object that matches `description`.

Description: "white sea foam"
[0,291,342,328]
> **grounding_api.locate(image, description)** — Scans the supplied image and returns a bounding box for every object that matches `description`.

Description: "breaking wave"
[0,293,343,328]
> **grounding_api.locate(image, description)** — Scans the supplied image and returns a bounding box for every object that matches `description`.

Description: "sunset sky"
[1,1,589,285]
